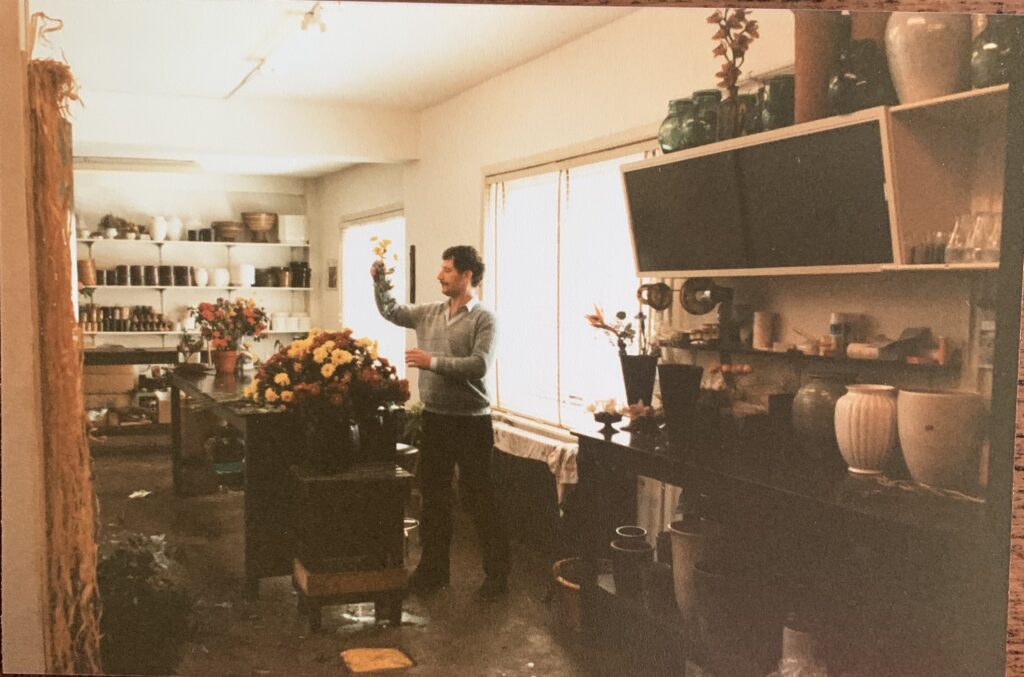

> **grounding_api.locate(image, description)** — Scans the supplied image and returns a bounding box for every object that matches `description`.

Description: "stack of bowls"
[241,212,277,243]
[212,221,244,242]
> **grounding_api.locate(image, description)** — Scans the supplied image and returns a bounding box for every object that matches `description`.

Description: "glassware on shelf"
[973,211,1001,263]
[944,213,973,263]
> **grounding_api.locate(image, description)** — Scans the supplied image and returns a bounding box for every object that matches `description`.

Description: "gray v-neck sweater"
[375,287,496,416]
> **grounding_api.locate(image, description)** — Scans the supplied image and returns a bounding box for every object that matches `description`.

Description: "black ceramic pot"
[827,39,898,115]
[610,538,654,599]
[971,15,1022,88]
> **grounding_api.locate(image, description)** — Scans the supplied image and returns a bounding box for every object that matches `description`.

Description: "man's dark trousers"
[418,411,510,581]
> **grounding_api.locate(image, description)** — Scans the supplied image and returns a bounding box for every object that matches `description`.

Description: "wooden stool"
[289,462,412,632]
[292,557,406,632]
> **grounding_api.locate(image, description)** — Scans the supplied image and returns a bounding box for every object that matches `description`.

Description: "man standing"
[372,245,510,601]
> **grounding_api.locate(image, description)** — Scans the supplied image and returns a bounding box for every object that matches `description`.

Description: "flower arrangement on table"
[585,306,637,356]
[586,399,662,435]
[244,328,411,470]
[370,235,399,316]
[189,298,268,373]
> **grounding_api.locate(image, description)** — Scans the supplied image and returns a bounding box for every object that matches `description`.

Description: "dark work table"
[572,424,1002,676]
[85,346,192,366]
[574,426,989,543]
[169,369,303,595]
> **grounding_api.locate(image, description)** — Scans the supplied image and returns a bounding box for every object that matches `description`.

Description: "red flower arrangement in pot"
[244,328,411,472]
[190,297,269,374]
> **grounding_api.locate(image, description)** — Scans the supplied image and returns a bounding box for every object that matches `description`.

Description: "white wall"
[0,0,48,670]
[306,163,405,328]
[74,91,421,166]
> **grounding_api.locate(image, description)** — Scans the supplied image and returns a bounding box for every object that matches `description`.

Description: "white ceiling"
[31,0,633,109]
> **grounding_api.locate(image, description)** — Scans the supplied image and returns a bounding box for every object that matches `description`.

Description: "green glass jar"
[683,89,722,148]
[761,75,795,131]
[737,93,761,135]
[658,98,694,153]
[971,15,1021,88]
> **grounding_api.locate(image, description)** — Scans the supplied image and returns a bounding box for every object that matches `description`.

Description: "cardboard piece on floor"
[340,647,414,673]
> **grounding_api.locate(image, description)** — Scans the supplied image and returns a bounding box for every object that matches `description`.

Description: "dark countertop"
[574,425,989,542]
[169,369,280,417]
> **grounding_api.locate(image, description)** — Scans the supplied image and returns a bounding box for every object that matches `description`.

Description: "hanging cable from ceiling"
[226,1,325,99]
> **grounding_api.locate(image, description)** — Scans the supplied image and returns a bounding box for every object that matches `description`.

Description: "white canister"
[278,215,309,244]
[286,315,300,332]
[297,315,312,332]
[182,314,198,331]
[237,264,256,287]
[212,268,231,288]
[150,216,168,242]
[166,216,185,241]
[897,389,985,489]
[271,312,289,332]
[193,267,210,288]
[834,384,897,474]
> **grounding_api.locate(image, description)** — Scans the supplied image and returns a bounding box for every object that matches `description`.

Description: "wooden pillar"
[793,10,846,124]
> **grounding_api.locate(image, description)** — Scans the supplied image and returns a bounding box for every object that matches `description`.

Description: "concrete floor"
[93,452,604,677]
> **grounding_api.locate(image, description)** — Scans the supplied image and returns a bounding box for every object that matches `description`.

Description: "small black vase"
[304,416,359,474]
[827,40,898,115]
[620,354,658,407]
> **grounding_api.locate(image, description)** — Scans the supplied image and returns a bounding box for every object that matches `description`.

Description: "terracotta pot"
[834,384,897,474]
[897,389,985,489]
[211,350,238,375]
[885,12,971,104]
[668,517,718,623]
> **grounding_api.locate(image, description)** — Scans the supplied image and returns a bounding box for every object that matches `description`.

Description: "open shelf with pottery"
[75,218,313,354]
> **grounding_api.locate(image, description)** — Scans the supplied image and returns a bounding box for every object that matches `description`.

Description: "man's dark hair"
[442,245,485,287]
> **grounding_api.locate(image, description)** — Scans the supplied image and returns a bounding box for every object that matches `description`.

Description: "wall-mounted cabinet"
[622,85,1008,278]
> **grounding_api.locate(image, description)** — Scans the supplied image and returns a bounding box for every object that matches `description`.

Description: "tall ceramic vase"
[620,354,658,406]
[791,372,850,469]
[885,12,971,104]
[897,389,985,489]
[834,384,897,474]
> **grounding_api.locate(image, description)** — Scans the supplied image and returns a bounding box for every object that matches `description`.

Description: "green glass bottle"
[684,89,722,148]
[658,98,694,153]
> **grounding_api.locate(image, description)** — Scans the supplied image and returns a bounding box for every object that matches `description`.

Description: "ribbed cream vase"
[834,384,897,474]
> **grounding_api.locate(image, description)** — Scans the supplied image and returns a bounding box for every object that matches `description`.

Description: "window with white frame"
[340,211,407,377]
[484,146,653,429]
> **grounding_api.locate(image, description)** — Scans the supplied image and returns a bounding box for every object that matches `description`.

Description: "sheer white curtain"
[558,153,645,429]
[486,151,646,427]
[486,171,560,422]
[340,214,406,376]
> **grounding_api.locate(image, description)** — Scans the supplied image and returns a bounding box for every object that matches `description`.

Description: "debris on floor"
[339,647,415,673]
[129,489,153,499]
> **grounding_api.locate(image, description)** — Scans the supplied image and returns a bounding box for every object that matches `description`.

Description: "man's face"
[437,258,472,298]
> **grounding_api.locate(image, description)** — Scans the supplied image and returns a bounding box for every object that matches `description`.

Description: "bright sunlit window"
[340,212,406,377]
[484,150,648,428]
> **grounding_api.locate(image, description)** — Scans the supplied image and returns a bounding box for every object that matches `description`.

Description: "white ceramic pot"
[232,263,255,287]
[166,215,185,241]
[885,13,971,104]
[897,389,985,488]
[150,216,168,242]
[834,384,897,474]
[193,267,209,288]
[668,518,718,623]
[212,268,231,288]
